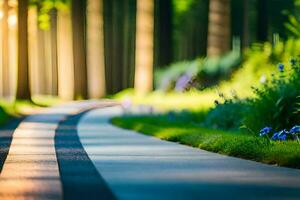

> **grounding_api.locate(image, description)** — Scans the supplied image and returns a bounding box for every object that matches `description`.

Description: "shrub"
[155,51,241,91]
[243,58,300,132]
[203,94,246,130]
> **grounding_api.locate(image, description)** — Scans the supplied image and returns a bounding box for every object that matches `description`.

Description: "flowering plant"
[259,125,300,141]
[243,57,300,132]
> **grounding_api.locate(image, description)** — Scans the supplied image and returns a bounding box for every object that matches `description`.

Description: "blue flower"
[289,125,300,135]
[271,132,279,140]
[271,129,288,141]
[259,127,272,136]
[278,63,284,72]
[278,134,287,141]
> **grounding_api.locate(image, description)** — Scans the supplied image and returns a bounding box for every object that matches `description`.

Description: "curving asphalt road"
[0,101,299,200]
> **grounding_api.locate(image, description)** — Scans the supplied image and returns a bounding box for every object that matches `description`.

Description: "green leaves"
[30,0,70,30]
[284,15,300,37]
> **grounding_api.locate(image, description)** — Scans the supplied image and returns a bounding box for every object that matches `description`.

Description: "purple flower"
[289,125,300,135]
[278,63,284,72]
[175,74,192,92]
[259,127,272,136]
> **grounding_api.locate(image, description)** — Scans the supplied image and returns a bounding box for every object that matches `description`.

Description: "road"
[0,101,299,200]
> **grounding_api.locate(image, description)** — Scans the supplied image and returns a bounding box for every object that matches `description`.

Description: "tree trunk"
[16,0,31,100]
[37,21,47,94]
[2,0,9,97]
[242,0,249,49]
[86,0,106,99]
[207,0,231,57]
[111,0,124,93]
[154,0,172,68]
[50,9,58,95]
[71,0,87,99]
[28,6,39,95]
[57,9,74,100]
[134,0,154,94]
[256,0,268,42]
[122,0,136,88]
[103,0,113,94]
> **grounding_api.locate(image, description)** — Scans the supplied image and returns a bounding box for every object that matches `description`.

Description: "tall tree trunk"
[122,0,136,88]
[86,0,106,99]
[103,0,113,94]
[207,0,231,57]
[134,0,154,94]
[50,9,58,95]
[111,0,124,93]
[154,0,172,68]
[37,22,47,94]
[2,0,9,97]
[57,9,74,100]
[44,28,53,95]
[256,0,268,42]
[16,0,31,100]
[28,6,39,95]
[242,0,249,49]
[71,0,87,99]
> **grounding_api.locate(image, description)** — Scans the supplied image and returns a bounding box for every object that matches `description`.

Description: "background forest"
[0,0,300,167]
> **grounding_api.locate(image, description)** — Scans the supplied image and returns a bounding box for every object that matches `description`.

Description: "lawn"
[111,115,300,169]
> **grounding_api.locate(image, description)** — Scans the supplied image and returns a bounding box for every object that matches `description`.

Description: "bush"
[217,38,300,98]
[155,51,241,91]
[244,58,300,132]
[203,95,246,130]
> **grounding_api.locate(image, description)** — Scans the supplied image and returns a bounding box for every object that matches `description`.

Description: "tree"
[16,0,31,100]
[122,0,136,88]
[50,8,58,95]
[2,0,9,97]
[134,0,155,94]
[207,0,231,57]
[86,0,106,98]
[154,0,172,68]
[57,7,74,100]
[242,0,249,49]
[71,0,87,99]
[256,0,268,42]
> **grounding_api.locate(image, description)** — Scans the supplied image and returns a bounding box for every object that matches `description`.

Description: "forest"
[0,0,300,168]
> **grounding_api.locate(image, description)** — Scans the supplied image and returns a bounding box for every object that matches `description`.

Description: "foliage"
[203,97,246,131]
[214,38,300,98]
[155,51,241,91]
[172,0,195,16]
[243,59,300,133]
[112,116,300,168]
[285,15,300,37]
[284,0,300,38]
[0,106,10,126]
[113,88,217,111]
[29,0,69,30]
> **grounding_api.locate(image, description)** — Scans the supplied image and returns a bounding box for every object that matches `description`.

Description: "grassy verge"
[0,95,62,125]
[112,89,217,111]
[111,115,300,169]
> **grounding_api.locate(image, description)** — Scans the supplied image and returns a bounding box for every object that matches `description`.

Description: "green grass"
[111,115,300,169]
[0,106,10,125]
[0,95,62,126]
[113,89,217,111]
